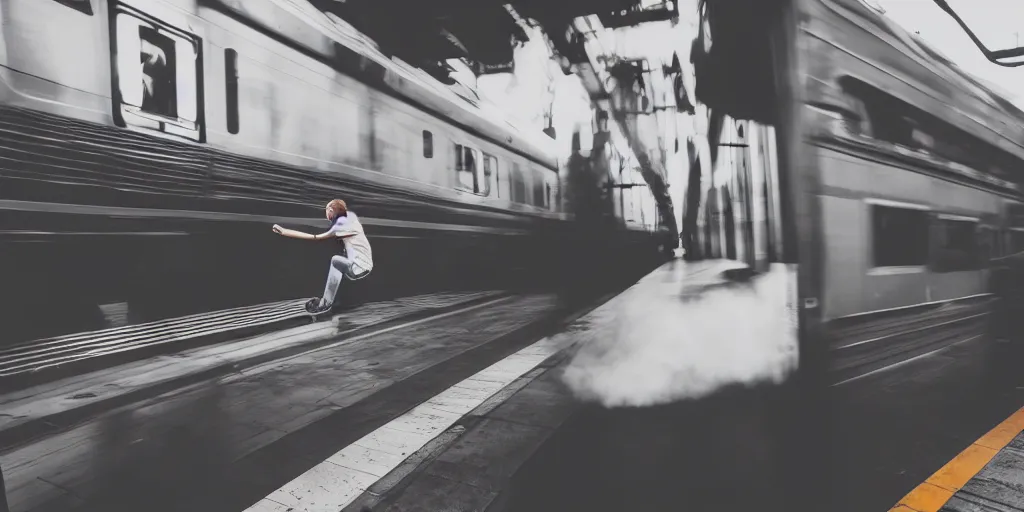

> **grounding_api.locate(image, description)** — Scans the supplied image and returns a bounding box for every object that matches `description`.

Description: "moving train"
[799,0,1024,381]
[682,0,1024,383]
[0,0,666,344]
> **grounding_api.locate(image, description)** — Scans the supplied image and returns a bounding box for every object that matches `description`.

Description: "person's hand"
[272,224,284,235]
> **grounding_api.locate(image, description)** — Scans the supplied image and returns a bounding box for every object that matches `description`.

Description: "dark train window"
[52,0,94,15]
[114,8,201,140]
[423,131,433,158]
[531,169,546,208]
[932,216,981,272]
[1010,230,1024,255]
[871,204,930,267]
[978,225,1001,262]
[454,144,479,194]
[510,163,528,204]
[485,155,499,198]
[225,49,239,135]
[480,153,496,197]
[840,77,1012,176]
[138,26,179,118]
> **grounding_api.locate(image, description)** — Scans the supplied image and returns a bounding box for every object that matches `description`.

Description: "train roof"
[810,0,1024,162]
[205,0,560,169]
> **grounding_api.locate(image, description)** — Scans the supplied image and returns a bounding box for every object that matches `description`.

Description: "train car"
[795,0,1024,382]
[0,0,665,344]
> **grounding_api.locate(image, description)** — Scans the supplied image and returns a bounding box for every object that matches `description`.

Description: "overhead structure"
[928,0,1024,67]
[309,0,684,242]
[560,16,684,245]
[310,0,679,81]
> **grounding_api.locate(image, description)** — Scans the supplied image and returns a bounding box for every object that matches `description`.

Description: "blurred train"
[0,0,668,344]
[683,0,1024,382]
[798,0,1024,381]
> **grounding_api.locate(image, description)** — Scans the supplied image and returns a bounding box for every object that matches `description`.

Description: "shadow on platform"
[499,381,812,512]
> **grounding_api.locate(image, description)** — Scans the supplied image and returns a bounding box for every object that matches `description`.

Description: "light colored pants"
[321,254,370,306]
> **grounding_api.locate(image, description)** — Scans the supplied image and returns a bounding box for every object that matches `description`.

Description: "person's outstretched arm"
[272,224,336,241]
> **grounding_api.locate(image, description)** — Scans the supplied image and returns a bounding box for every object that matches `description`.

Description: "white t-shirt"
[330,212,373,272]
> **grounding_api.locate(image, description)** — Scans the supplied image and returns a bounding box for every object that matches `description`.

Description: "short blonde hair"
[326,199,347,219]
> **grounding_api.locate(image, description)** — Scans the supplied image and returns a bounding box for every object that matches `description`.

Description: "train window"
[531,169,546,208]
[839,77,1011,175]
[840,92,872,137]
[52,0,93,15]
[454,144,479,194]
[114,7,201,141]
[423,131,434,158]
[480,154,496,197]
[932,215,981,272]
[137,26,179,118]
[510,163,528,204]
[978,225,1001,262]
[546,183,552,209]
[1010,229,1024,255]
[485,155,499,198]
[990,226,1003,259]
[225,49,239,135]
[871,204,930,268]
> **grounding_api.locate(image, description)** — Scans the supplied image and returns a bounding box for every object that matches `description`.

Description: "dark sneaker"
[305,298,332,314]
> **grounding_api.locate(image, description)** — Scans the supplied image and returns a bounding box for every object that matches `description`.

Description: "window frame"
[479,152,497,197]
[866,199,932,273]
[111,4,204,142]
[454,143,480,194]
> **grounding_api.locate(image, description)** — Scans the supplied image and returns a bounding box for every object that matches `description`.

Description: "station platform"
[0,283,598,512]
[0,291,504,387]
[891,407,1024,512]
[3,257,1024,512]
[335,257,802,512]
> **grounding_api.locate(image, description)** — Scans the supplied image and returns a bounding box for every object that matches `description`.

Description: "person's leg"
[319,254,354,308]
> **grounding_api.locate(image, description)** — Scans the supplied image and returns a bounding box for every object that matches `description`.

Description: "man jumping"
[272,199,373,315]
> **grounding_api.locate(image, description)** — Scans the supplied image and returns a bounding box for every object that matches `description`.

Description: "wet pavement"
[344,260,1024,512]
[500,383,802,512]
[347,260,812,512]
[4,258,1024,512]
[829,336,1024,512]
[493,326,1024,512]
[1,294,565,512]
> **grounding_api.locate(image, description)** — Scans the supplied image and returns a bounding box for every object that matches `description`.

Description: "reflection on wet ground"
[493,262,810,512]
[21,382,240,512]
[88,384,235,512]
[503,382,808,512]
[7,259,1024,512]
[3,294,563,512]
[501,323,1024,512]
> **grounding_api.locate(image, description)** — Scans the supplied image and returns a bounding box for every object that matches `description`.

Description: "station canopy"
[309,0,678,75]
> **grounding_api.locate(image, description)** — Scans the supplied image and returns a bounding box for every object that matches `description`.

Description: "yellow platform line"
[890,407,1024,512]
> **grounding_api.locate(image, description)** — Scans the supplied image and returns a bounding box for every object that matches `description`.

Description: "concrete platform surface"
[0,291,572,512]
[5,256,1022,512]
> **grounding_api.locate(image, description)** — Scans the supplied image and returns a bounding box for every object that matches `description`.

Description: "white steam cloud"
[560,263,800,408]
